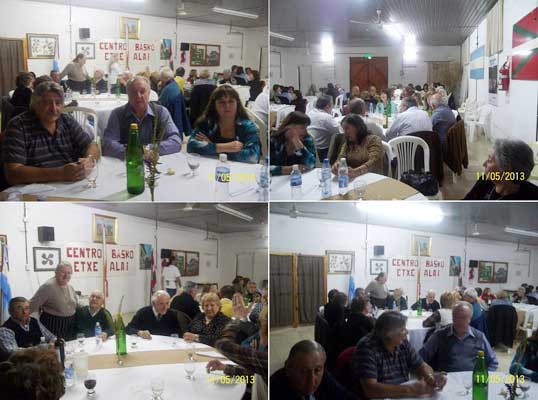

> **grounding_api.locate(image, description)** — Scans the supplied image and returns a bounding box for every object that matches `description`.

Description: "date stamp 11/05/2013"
[476,171,526,181]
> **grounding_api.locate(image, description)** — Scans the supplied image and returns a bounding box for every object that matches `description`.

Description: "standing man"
[30,262,77,340]
[161,259,182,298]
[365,272,389,308]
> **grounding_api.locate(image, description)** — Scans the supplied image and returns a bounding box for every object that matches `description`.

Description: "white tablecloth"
[62,336,244,400]
[4,153,260,201]
[402,310,433,352]
[387,371,538,399]
[270,169,426,200]
[76,96,128,138]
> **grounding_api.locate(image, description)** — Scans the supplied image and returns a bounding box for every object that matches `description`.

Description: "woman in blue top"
[187,85,261,164]
[270,111,316,176]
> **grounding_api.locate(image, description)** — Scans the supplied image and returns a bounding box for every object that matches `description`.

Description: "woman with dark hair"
[11,72,34,111]
[331,114,383,178]
[234,66,248,85]
[59,53,89,92]
[291,90,307,113]
[510,328,538,381]
[326,83,339,101]
[423,83,429,92]
[187,85,261,163]
[248,70,263,101]
[187,69,198,84]
[270,111,316,175]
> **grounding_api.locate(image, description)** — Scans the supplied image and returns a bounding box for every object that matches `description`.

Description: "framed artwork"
[92,214,118,244]
[75,42,95,59]
[412,235,432,256]
[119,16,141,40]
[370,259,388,275]
[190,43,221,66]
[0,235,7,270]
[0,235,6,246]
[185,251,200,276]
[27,33,58,59]
[160,39,172,60]
[139,244,152,270]
[449,256,461,276]
[326,250,354,274]
[170,250,186,275]
[478,261,494,283]
[33,247,61,272]
[493,262,508,283]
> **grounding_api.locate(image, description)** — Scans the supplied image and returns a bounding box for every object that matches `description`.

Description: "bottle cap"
[477,350,484,357]
[219,153,228,162]
[130,123,138,130]
[292,164,299,170]
[340,158,346,162]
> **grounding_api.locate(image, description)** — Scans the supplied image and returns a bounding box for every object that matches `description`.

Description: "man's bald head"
[285,341,326,397]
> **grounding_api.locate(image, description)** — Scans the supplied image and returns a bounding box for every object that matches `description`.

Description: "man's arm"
[5,163,83,185]
[102,111,127,159]
[157,108,182,155]
[125,310,142,335]
[483,335,499,371]
[37,320,57,343]
[360,378,417,398]
[0,328,20,352]
[418,331,439,366]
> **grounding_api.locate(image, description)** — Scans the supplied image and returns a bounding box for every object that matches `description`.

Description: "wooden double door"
[349,57,388,91]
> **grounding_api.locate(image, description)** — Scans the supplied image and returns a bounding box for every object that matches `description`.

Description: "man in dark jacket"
[170,281,200,320]
[73,289,114,340]
[411,290,441,312]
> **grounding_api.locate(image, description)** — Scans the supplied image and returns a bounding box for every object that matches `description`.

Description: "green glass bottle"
[126,123,145,195]
[386,101,392,117]
[472,350,488,400]
[115,79,121,97]
[115,313,127,356]
[417,298,423,316]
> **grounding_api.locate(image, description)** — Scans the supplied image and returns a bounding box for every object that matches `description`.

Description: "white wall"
[467,0,538,143]
[271,44,461,92]
[0,203,266,315]
[270,214,538,305]
[0,0,267,77]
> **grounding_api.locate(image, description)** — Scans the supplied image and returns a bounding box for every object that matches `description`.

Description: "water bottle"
[215,154,231,201]
[391,101,398,116]
[258,156,269,201]
[369,102,374,116]
[321,158,332,198]
[95,322,102,344]
[64,356,75,388]
[39,336,48,349]
[338,158,349,195]
[290,164,302,200]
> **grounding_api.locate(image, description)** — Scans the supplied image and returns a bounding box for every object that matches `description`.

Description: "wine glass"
[184,357,196,380]
[519,381,531,399]
[186,342,195,359]
[459,376,472,396]
[353,179,367,199]
[187,153,200,177]
[130,335,138,350]
[84,372,97,397]
[85,156,98,188]
[76,333,85,350]
[150,377,164,400]
[171,333,179,348]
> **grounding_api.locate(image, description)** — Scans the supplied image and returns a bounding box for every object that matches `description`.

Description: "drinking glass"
[459,376,472,396]
[84,372,97,397]
[184,357,196,380]
[353,179,367,199]
[171,333,179,348]
[76,333,85,349]
[130,335,138,350]
[85,156,98,188]
[187,153,200,177]
[186,342,195,359]
[519,381,531,399]
[150,377,164,400]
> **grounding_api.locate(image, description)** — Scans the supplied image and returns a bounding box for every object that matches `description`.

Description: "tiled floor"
[270,324,515,376]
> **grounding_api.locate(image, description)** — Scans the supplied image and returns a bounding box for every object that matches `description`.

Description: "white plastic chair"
[452,110,458,119]
[388,136,430,180]
[381,140,394,177]
[63,106,99,140]
[335,94,344,109]
[246,108,268,159]
[275,105,295,128]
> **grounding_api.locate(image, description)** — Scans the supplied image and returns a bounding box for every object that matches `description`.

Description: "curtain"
[297,255,325,324]
[487,0,504,56]
[462,36,470,66]
[0,39,24,97]
[270,254,294,328]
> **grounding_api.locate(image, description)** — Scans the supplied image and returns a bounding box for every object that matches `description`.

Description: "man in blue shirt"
[103,76,181,159]
[158,68,190,139]
[431,93,456,148]
[419,301,498,372]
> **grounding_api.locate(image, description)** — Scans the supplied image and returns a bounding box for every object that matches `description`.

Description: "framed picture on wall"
[449,256,461,276]
[493,262,508,283]
[370,259,388,275]
[33,247,61,272]
[92,214,118,244]
[170,250,186,275]
[27,33,58,59]
[0,235,6,247]
[0,235,7,270]
[160,39,172,60]
[190,43,221,66]
[478,261,494,283]
[119,16,141,40]
[185,251,200,276]
[412,235,432,256]
[326,250,354,274]
[139,244,152,270]
[75,42,95,59]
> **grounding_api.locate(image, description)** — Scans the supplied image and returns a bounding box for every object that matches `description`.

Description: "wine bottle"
[115,313,127,356]
[472,350,488,400]
[126,123,145,195]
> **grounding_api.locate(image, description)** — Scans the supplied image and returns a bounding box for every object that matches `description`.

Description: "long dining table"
[61,334,245,400]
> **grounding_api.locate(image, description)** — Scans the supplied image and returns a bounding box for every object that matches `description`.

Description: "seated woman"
[270,111,316,176]
[187,85,261,164]
[331,114,383,178]
[183,293,230,346]
[422,291,455,329]
[464,139,538,200]
[510,328,538,382]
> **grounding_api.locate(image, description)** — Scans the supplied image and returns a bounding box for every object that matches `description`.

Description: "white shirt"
[252,87,269,126]
[108,62,122,84]
[162,266,181,289]
[307,108,341,150]
[385,107,433,140]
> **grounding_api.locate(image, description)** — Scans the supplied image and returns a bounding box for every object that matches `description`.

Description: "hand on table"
[409,379,435,396]
[183,332,199,342]
[137,330,152,340]
[331,161,340,175]
[100,332,108,342]
[195,133,211,142]
[206,359,226,372]
[224,141,244,153]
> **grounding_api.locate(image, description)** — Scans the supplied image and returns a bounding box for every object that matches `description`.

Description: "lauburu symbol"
[41,253,54,266]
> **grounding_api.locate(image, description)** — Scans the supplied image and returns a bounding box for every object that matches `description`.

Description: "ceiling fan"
[288,204,328,219]
[467,221,500,237]
[349,9,385,28]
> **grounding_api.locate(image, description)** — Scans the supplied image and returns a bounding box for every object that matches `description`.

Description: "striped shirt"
[2,111,92,167]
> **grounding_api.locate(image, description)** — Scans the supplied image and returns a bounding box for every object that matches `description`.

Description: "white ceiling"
[270,202,538,247]
[24,0,268,28]
[84,203,267,233]
[270,0,498,47]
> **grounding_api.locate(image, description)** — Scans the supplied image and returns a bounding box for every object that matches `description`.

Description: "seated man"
[0,297,56,353]
[50,70,68,91]
[307,95,341,162]
[244,280,259,304]
[102,76,182,159]
[462,288,483,321]
[94,69,108,93]
[271,340,357,400]
[170,280,200,320]
[419,301,498,372]
[385,97,433,140]
[158,68,191,138]
[73,289,114,340]
[2,81,99,186]
[348,98,384,138]
[353,311,446,398]
[411,289,441,312]
[430,92,455,147]
[126,290,182,339]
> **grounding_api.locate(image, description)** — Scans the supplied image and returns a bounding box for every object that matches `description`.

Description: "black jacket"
[95,79,108,93]
[411,298,440,312]
[486,304,517,347]
[189,83,216,125]
[125,306,182,337]
[170,292,201,320]
[465,179,538,200]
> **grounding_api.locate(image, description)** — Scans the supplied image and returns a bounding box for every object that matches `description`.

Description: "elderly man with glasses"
[73,289,114,341]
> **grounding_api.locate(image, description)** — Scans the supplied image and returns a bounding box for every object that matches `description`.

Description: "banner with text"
[97,39,159,71]
[62,243,137,277]
[390,257,448,280]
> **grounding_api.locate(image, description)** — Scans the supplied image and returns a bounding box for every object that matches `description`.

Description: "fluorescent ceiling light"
[321,34,334,62]
[383,23,404,40]
[504,227,538,238]
[212,7,258,19]
[215,204,253,222]
[355,202,444,224]
[270,32,295,42]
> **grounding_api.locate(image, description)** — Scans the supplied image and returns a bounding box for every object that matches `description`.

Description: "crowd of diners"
[0,57,269,190]
[0,262,268,400]
[269,82,538,200]
[272,272,538,399]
